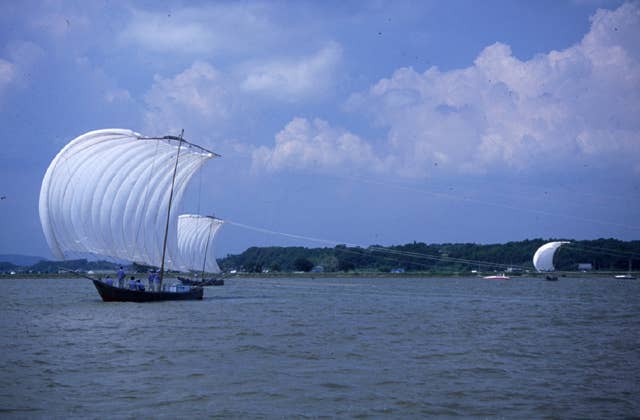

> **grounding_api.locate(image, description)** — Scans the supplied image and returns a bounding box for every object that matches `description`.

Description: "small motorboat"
[483,274,510,280]
[613,260,635,279]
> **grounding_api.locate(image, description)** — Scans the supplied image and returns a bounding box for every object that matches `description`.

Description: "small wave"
[234,330,264,337]
[344,352,365,360]
[273,331,306,338]
[46,380,70,389]
[374,380,403,386]
[292,352,321,360]
[0,407,44,414]
[234,344,276,354]
[320,382,351,390]
[393,399,420,409]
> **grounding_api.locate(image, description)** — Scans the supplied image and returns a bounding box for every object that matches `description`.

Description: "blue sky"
[0,0,638,259]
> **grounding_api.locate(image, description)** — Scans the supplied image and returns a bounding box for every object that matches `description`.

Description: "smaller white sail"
[177,215,224,273]
[533,241,570,272]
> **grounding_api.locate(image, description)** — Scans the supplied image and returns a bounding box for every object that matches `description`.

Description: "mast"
[200,219,215,279]
[159,129,184,288]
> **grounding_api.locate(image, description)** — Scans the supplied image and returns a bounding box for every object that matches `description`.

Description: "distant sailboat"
[533,241,570,281]
[177,214,226,286]
[39,129,220,301]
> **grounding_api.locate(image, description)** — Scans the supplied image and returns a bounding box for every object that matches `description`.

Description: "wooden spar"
[200,220,215,279]
[159,129,184,287]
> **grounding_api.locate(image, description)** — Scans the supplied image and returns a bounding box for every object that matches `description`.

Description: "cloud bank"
[144,61,232,136]
[255,2,640,177]
[141,40,344,135]
[252,117,388,173]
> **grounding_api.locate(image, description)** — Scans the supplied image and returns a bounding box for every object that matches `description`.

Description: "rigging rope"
[330,174,640,232]
[197,156,203,216]
[213,145,640,232]
[225,220,355,247]
[564,242,640,259]
[225,220,529,271]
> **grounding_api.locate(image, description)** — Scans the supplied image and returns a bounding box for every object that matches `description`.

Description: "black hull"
[545,275,559,281]
[92,280,203,302]
[178,276,224,286]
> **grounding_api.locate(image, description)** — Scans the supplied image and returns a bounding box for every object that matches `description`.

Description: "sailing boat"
[533,241,569,281]
[39,128,219,301]
[176,214,226,286]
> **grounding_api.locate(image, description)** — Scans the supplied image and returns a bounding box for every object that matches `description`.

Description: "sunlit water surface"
[1,276,638,418]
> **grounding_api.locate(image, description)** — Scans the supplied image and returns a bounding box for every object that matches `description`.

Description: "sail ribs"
[39,129,215,270]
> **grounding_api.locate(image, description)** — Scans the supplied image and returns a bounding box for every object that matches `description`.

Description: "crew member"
[117,266,125,288]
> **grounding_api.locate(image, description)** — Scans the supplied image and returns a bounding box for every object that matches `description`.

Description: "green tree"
[338,259,355,272]
[294,258,314,272]
[270,263,281,272]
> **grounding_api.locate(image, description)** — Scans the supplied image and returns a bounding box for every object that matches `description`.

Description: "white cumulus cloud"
[252,117,388,173]
[242,42,343,101]
[144,61,231,136]
[346,2,640,176]
[255,2,640,177]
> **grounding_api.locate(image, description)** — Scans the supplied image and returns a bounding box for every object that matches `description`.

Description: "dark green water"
[1,277,638,418]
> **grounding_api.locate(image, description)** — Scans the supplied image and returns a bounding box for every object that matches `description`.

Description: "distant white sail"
[39,129,216,271]
[177,215,224,273]
[533,241,570,272]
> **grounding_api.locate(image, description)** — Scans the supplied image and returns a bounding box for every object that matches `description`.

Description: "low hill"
[0,254,48,266]
[218,239,640,274]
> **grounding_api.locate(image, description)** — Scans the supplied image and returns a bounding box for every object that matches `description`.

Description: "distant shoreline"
[0,271,634,280]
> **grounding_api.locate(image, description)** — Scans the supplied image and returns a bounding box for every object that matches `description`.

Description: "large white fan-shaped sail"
[533,241,570,272]
[177,215,224,273]
[39,129,215,270]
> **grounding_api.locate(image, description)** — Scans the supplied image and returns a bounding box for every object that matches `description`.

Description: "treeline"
[2,259,121,274]
[4,238,639,276]
[218,238,640,273]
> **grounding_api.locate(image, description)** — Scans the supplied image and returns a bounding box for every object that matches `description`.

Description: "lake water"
[1,276,638,418]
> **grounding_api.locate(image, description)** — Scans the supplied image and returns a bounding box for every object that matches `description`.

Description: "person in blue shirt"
[148,271,156,291]
[128,276,136,290]
[153,271,161,292]
[117,266,125,288]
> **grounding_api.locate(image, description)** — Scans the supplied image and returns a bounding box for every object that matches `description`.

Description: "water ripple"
[1,277,639,418]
